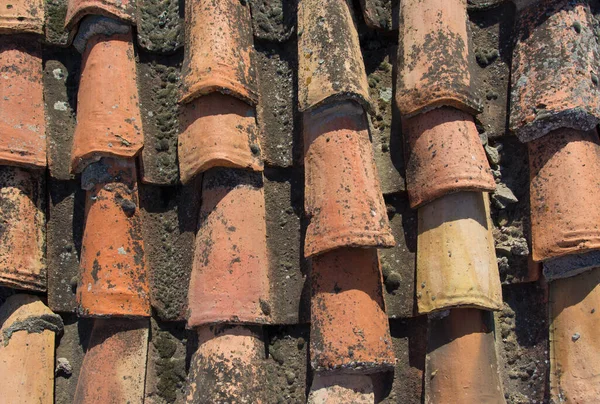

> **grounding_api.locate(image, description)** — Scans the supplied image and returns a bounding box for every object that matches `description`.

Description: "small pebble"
[572,332,581,342]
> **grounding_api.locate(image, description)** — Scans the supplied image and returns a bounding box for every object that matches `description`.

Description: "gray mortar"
[47,180,85,313]
[543,251,600,281]
[381,194,417,318]
[73,16,131,54]
[45,0,70,46]
[263,168,309,324]
[496,284,549,403]
[265,325,309,403]
[136,0,183,53]
[255,41,299,167]
[1,314,64,345]
[43,51,80,180]
[249,0,297,42]
[139,182,199,321]
[137,52,183,185]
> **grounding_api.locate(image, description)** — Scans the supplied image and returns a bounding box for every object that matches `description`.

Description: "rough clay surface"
[136,0,184,53]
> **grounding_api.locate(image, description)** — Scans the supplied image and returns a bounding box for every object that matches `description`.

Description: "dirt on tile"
[249,0,297,42]
[136,0,184,53]
[137,51,183,185]
[265,325,309,404]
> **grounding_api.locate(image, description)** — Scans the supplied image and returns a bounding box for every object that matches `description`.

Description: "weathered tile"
[181,0,257,105]
[140,182,198,321]
[249,0,297,42]
[0,0,45,34]
[303,101,394,257]
[136,0,183,53]
[188,169,271,327]
[178,93,263,184]
[0,167,46,292]
[264,168,309,324]
[417,192,502,313]
[0,38,46,169]
[396,0,481,117]
[77,158,150,317]
[47,180,85,313]
[310,248,394,373]
[74,318,149,403]
[297,0,371,112]
[65,0,136,31]
[510,0,600,142]
[71,30,143,173]
[308,374,375,403]
[403,107,495,209]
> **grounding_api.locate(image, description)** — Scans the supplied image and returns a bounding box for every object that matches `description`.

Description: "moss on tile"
[249,0,296,42]
[136,0,183,53]
[45,0,70,46]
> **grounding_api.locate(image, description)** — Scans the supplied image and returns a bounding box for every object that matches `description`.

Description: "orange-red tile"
[186,325,266,403]
[0,295,62,404]
[65,0,136,30]
[310,248,395,373]
[77,158,150,317]
[511,1,600,142]
[71,31,143,174]
[425,309,505,403]
[403,107,495,209]
[396,0,481,117]
[0,0,44,34]
[549,268,600,403]
[297,0,371,112]
[178,93,263,184]
[303,101,394,257]
[417,192,502,313]
[181,0,257,105]
[529,128,600,274]
[187,169,271,327]
[0,39,46,169]
[73,318,149,404]
[308,374,375,404]
[0,167,45,292]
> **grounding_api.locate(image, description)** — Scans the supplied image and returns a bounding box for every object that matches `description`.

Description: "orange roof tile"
[0,0,45,34]
[303,101,394,257]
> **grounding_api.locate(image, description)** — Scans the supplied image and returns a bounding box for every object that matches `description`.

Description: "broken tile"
[549,268,600,403]
[297,0,371,112]
[0,166,46,292]
[310,248,395,373]
[303,101,394,257]
[178,93,263,184]
[396,0,481,117]
[417,192,502,313]
[77,158,150,317]
[136,0,183,53]
[403,107,495,209]
[186,325,267,402]
[65,0,136,31]
[0,0,45,34]
[0,38,46,169]
[528,128,600,279]
[510,0,600,142]
[0,295,63,404]
[425,309,505,403]
[73,318,149,403]
[188,169,271,327]
[181,0,257,105]
[308,374,375,404]
[47,180,85,313]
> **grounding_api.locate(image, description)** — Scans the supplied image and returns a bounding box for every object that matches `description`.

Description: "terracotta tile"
[178,93,263,184]
[73,318,149,404]
[403,107,495,209]
[65,0,136,31]
[528,128,600,279]
[549,268,600,403]
[310,248,395,373]
[297,0,371,112]
[396,0,481,118]
[0,167,46,292]
[0,0,45,34]
[77,158,150,317]
[510,1,600,142]
[186,325,266,403]
[187,168,271,327]
[181,0,257,105]
[0,294,63,404]
[417,192,502,313]
[0,38,46,169]
[71,31,143,174]
[303,101,394,257]
[308,374,375,404]
[425,309,505,403]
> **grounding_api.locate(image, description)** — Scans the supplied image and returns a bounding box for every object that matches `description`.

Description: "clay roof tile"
[0,0,45,35]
